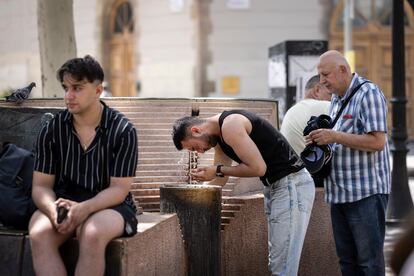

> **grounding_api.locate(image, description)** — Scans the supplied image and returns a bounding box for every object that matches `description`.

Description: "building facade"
[0,0,329,98]
[1,0,414,139]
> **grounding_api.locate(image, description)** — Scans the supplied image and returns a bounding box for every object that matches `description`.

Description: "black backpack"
[0,143,37,230]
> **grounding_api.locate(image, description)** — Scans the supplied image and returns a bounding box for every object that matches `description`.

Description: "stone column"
[160,184,221,276]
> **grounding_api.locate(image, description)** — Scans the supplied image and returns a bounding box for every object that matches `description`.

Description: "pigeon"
[6,82,36,103]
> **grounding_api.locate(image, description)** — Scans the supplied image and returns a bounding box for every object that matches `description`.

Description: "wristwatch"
[215,164,225,177]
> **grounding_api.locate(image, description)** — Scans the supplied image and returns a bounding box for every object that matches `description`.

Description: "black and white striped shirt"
[34,101,138,209]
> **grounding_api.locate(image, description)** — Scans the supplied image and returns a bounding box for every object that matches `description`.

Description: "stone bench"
[0,98,276,275]
[0,102,189,275]
[0,98,340,275]
[0,212,185,276]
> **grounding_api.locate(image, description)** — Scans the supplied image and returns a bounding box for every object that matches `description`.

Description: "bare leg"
[29,210,74,276]
[75,209,124,276]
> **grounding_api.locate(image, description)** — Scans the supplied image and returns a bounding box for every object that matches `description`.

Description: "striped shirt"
[325,73,391,203]
[34,101,138,210]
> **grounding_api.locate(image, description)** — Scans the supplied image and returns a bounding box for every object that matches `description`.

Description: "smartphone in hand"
[57,206,68,224]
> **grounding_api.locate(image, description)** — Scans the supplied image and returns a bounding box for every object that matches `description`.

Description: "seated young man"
[29,55,138,275]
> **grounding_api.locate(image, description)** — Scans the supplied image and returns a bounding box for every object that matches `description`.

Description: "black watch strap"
[216,164,224,177]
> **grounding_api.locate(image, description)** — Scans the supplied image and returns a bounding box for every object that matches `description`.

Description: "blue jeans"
[263,168,315,276]
[330,194,388,276]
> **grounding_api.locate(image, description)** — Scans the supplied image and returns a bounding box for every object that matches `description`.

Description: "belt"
[262,168,306,186]
[261,175,279,186]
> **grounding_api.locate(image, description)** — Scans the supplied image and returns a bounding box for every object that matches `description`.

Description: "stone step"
[137,202,161,211]
[132,179,238,188]
[132,189,160,196]
[132,123,173,129]
[222,197,245,205]
[138,146,178,152]
[116,106,189,112]
[122,114,183,120]
[223,182,237,188]
[137,129,175,135]
[135,169,184,179]
[139,141,175,147]
[221,217,233,224]
[220,197,246,231]
[129,118,176,124]
[221,223,230,231]
[114,103,273,111]
[136,195,161,203]
[135,170,185,177]
[137,164,186,171]
[138,157,186,165]
[222,189,233,197]
[133,176,188,183]
[132,124,172,130]
[132,183,162,189]
[139,152,190,158]
[221,210,237,218]
[137,140,174,146]
[221,203,243,211]
[136,134,173,141]
[132,182,182,189]
[143,207,161,212]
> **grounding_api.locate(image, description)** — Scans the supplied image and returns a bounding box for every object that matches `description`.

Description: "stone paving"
[385,149,414,276]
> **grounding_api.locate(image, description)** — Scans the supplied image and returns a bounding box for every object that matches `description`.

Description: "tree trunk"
[37,0,76,98]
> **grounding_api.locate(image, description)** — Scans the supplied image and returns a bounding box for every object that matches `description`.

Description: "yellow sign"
[345,50,355,72]
[222,76,240,95]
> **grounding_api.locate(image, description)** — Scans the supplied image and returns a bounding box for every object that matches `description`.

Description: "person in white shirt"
[280,75,331,187]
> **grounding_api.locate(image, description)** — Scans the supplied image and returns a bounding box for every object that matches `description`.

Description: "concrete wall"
[122,212,187,275]
[0,0,102,97]
[299,188,341,276]
[0,0,330,99]
[221,195,269,276]
[73,0,101,59]
[0,0,41,97]
[221,188,340,276]
[207,0,329,98]
[137,0,197,97]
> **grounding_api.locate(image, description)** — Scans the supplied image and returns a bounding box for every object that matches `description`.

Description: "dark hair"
[56,55,104,83]
[305,75,320,91]
[171,116,205,150]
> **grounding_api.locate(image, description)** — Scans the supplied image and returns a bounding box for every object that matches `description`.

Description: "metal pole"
[344,0,355,71]
[386,0,413,223]
[344,0,352,53]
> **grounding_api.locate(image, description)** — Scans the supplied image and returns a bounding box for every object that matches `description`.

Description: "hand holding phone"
[57,206,68,224]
